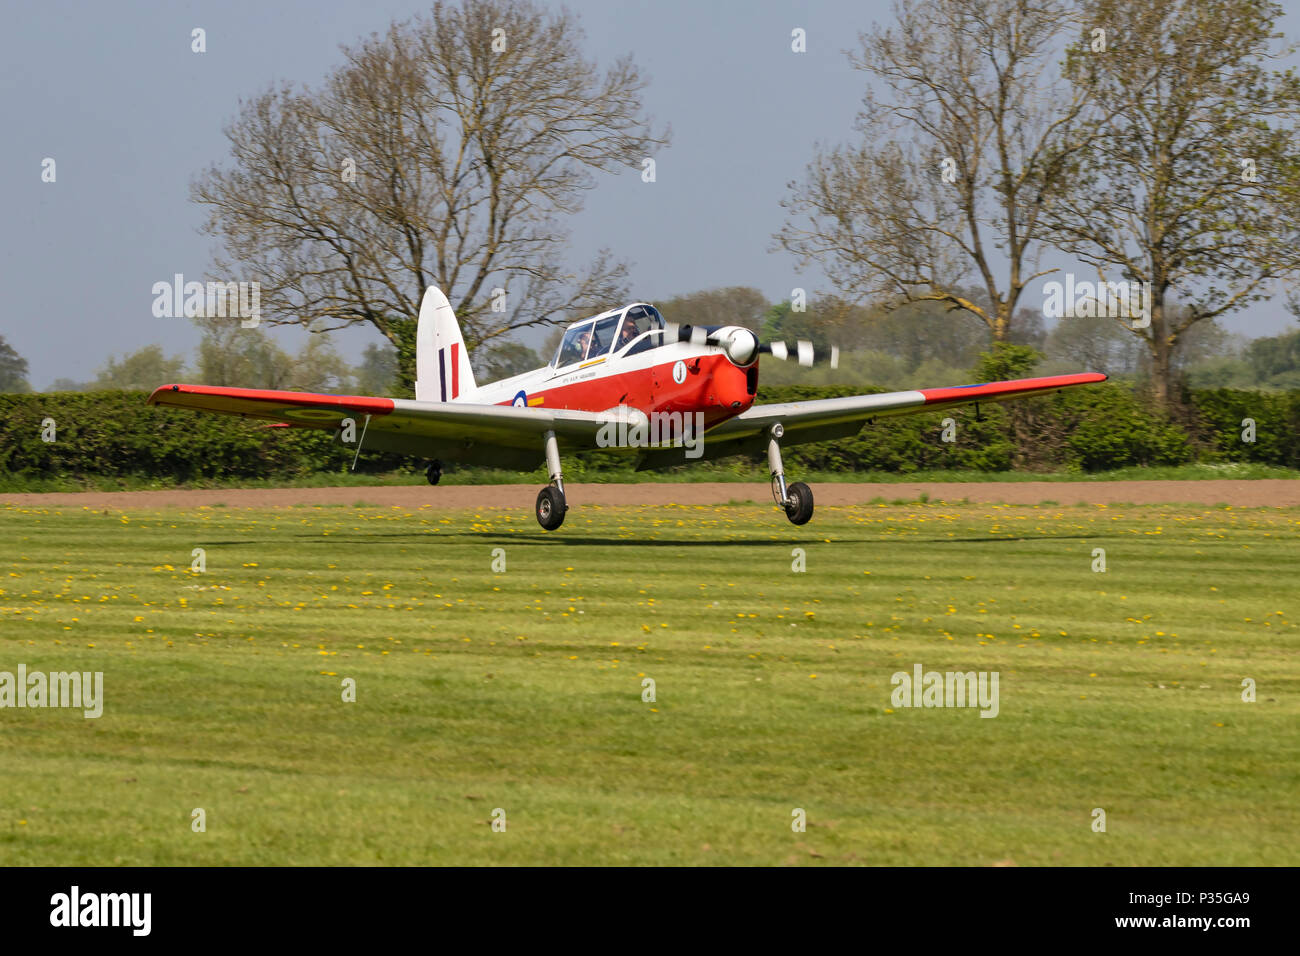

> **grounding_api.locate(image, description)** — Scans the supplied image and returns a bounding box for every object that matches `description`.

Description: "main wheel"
[426,460,443,486]
[784,481,814,525]
[536,485,567,530]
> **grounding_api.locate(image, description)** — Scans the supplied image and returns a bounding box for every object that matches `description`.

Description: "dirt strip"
[2,478,1298,510]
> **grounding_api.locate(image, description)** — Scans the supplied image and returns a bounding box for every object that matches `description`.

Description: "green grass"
[1,500,1297,865]
[2,460,1297,493]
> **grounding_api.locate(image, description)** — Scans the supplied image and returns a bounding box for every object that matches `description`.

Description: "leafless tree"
[192,0,668,389]
[778,0,1101,341]
[1046,0,1300,407]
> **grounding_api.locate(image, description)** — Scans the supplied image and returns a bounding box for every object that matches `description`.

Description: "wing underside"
[146,384,612,470]
[634,372,1108,470]
[149,371,1105,473]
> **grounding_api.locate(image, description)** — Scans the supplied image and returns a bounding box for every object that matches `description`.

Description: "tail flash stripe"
[438,349,447,402]
[451,342,460,399]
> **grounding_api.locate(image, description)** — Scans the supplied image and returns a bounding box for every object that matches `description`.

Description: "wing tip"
[146,383,395,412]
[919,371,1109,404]
[146,383,185,406]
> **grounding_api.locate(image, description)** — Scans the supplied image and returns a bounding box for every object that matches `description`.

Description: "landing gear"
[784,481,814,525]
[768,423,814,526]
[426,459,443,486]
[536,486,566,530]
[535,429,568,530]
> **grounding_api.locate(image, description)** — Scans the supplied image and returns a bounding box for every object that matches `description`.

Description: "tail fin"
[415,286,477,403]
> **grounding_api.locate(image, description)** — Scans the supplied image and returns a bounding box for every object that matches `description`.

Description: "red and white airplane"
[149,287,1106,529]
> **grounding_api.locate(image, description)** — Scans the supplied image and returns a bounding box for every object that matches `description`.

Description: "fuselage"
[470,304,759,429]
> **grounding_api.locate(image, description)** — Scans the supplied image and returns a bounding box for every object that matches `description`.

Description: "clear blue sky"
[2,0,1298,388]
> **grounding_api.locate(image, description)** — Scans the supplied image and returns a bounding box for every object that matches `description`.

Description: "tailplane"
[415,286,477,403]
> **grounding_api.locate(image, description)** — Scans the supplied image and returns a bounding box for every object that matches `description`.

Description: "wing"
[146,384,612,470]
[636,372,1107,470]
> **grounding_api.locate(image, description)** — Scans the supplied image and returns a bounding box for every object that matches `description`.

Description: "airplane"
[148,286,1107,530]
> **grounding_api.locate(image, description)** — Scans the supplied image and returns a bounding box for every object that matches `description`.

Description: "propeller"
[759,339,839,369]
[662,323,840,370]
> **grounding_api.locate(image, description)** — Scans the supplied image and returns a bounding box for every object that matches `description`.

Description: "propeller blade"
[664,322,710,346]
[756,338,840,369]
[662,321,839,370]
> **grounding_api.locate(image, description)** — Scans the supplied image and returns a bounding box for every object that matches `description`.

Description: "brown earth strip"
[2,478,1298,510]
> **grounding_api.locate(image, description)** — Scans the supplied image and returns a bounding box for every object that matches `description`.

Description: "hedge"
[0,390,403,481]
[0,384,1294,481]
[1189,389,1300,468]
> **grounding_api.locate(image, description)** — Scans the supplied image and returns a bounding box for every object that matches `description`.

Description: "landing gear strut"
[426,459,443,486]
[535,429,568,530]
[768,423,814,525]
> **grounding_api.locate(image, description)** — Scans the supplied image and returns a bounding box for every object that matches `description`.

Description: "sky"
[2,0,1299,389]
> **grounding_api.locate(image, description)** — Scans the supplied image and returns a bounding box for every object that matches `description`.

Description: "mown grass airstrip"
[1,500,1296,865]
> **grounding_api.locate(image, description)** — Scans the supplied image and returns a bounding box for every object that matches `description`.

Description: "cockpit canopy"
[551,304,665,368]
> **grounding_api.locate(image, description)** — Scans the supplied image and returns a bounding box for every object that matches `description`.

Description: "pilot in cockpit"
[618,315,641,350]
[558,327,592,366]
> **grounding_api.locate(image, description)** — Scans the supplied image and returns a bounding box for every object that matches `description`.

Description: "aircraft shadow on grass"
[927,532,1127,544]
[264,529,1129,548]
[283,532,850,548]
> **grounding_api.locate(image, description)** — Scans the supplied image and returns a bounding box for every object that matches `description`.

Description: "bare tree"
[1048,0,1300,407]
[192,0,668,390]
[778,0,1101,341]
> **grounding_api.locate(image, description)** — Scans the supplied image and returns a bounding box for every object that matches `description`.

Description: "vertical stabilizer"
[415,287,477,403]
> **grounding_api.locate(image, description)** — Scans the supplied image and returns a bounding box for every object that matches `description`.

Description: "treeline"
[3,381,1296,484]
[166,0,1300,413]
[650,287,1285,391]
[10,298,1299,401]
[0,325,398,397]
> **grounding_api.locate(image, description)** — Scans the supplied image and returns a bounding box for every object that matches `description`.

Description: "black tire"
[536,485,567,530]
[426,460,443,486]
[784,481,814,525]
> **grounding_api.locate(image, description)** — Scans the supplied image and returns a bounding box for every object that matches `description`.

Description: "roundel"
[672,360,687,385]
[512,390,528,407]
[286,408,349,422]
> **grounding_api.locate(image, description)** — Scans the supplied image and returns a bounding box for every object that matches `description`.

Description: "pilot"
[618,318,640,349]
[559,328,591,366]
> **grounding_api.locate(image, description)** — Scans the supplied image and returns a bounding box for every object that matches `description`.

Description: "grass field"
[2,460,1297,493]
[1,499,1297,865]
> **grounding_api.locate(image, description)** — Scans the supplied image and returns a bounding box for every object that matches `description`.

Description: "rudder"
[415,287,477,403]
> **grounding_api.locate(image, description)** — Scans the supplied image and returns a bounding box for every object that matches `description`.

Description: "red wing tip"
[920,372,1108,403]
[148,383,215,405]
[146,384,185,404]
[146,383,395,413]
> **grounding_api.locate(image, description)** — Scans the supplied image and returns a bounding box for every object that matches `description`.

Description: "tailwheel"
[426,460,443,486]
[783,481,814,525]
[536,485,567,530]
